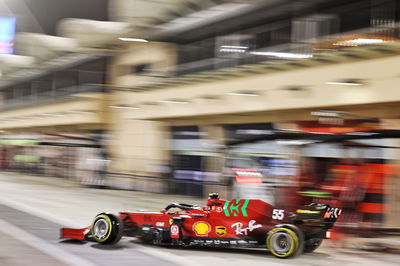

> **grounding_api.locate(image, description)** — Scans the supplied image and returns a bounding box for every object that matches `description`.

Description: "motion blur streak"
[1,0,400,265]
[0,218,96,266]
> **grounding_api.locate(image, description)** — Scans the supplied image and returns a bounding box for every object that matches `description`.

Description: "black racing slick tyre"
[266,227,303,258]
[91,213,124,245]
[304,238,323,253]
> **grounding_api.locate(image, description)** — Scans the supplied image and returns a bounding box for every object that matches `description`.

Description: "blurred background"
[1,0,400,265]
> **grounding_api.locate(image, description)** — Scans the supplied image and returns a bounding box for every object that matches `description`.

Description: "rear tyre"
[304,238,323,253]
[266,227,302,258]
[91,213,123,245]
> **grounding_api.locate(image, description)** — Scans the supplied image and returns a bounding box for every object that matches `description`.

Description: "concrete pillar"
[109,115,170,175]
[199,125,227,198]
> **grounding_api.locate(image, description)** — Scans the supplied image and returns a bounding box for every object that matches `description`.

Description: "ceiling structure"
[0,0,270,86]
[0,0,399,131]
[109,0,259,29]
[0,0,108,35]
[0,0,395,87]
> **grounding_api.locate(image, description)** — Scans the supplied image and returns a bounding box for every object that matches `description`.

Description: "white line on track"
[0,218,97,266]
[0,196,80,227]
[0,196,203,266]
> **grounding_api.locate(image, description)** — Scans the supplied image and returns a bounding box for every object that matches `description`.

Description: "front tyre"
[91,213,123,245]
[266,227,301,258]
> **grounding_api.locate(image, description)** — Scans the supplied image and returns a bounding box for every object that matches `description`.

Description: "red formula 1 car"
[60,193,341,258]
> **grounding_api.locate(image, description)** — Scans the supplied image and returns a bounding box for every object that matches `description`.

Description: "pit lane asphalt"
[1,172,400,266]
[0,203,181,266]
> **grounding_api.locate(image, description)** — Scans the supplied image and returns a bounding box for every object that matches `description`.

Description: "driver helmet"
[208,192,219,199]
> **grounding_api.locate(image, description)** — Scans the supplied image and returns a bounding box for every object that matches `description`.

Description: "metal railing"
[0,83,106,111]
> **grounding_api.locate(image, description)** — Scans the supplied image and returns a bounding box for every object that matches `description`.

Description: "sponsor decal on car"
[231,220,262,235]
[190,239,255,246]
[223,199,250,217]
[170,224,179,238]
[192,221,211,236]
[215,226,227,236]
[156,222,165,227]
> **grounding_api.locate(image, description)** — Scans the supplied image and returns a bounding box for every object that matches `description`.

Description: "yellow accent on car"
[193,221,211,236]
[91,214,113,243]
[215,226,227,236]
[296,209,320,214]
[266,227,299,258]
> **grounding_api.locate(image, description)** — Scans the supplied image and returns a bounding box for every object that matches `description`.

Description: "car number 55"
[272,209,284,220]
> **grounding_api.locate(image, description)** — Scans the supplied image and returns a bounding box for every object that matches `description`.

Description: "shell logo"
[192,221,211,236]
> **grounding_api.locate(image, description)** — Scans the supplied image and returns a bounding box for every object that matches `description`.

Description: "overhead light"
[219,48,247,53]
[226,92,259,97]
[325,81,362,86]
[159,100,189,104]
[110,105,140,110]
[42,113,65,117]
[118,37,148,42]
[352,38,384,44]
[220,45,248,49]
[220,45,248,53]
[311,110,341,117]
[277,140,315,145]
[334,38,384,46]
[250,51,313,59]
